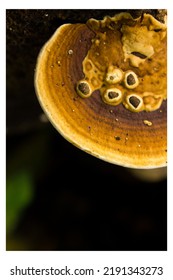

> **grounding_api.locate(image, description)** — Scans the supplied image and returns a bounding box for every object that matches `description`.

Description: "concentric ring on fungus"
[35,11,167,168]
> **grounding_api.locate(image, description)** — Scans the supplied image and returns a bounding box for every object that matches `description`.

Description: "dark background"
[6,9,167,251]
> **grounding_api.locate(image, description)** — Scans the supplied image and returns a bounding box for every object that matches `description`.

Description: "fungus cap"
[35,12,167,169]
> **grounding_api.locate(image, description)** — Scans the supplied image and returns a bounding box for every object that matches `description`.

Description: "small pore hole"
[127,74,136,85]
[108,91,119,99]
[154,28,162,32]
[78,82,90,95]
[129,96,141,108]
[109,76,114,80]
[131,51,147,59]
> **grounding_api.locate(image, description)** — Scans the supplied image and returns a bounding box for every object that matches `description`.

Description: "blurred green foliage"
[6,128,51,249]
[6,169,34,234]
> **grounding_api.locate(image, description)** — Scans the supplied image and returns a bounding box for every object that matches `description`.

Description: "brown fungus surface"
[35,12,167,168]
[80,12,167,112]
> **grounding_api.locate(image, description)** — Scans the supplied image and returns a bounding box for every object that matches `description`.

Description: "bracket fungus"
[35,11,167,168]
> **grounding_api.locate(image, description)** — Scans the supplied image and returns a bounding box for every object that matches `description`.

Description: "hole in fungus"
[106,68,123,84]
[102,88,122,105]
[124,71,139,89]
[127,74,136,85]
[76,81,92,98]
[129,95,141,108]
[131,51,147,59]
[77,82,90,95]
[154,28,162,32]
[108,91,119,99]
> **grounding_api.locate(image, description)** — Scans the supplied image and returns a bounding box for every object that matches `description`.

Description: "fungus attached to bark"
[35,10,167,168]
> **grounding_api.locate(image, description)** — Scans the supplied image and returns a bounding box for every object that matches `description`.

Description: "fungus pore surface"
[76,13,167,112]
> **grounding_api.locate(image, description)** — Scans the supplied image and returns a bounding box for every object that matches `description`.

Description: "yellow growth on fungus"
[76,12,167,112]
[143,119,153,126]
